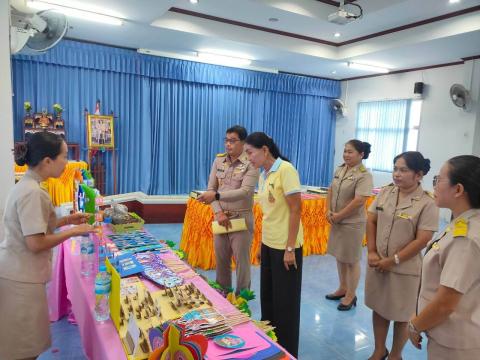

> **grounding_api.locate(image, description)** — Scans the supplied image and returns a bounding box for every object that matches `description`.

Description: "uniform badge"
[397,212,412,220]
[376,206,384,211]
[431,242,440,251]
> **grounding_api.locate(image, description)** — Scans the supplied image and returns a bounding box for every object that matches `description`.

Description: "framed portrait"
[87,114,115,149]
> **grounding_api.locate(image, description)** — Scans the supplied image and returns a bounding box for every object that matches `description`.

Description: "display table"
[48,233,291,359]
[180,195,375,270]
[15,161,88,205]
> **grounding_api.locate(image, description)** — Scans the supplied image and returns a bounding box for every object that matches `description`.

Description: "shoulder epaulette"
[216,153,227,157]
[382,183,394,188]
[424,190,434,199]
[359,164,367,173]
[453,218,468,238]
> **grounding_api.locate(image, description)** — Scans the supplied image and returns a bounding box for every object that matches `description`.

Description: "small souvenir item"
[213,334,245,349]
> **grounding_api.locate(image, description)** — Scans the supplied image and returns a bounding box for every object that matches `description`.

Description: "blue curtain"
[356,99,409,172]
[12,40,340,194]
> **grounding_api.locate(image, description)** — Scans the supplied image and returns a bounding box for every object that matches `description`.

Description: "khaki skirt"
[428,337,480,360]
[364,266,419,322]
[327,222,365,263]
[0,277,51,359]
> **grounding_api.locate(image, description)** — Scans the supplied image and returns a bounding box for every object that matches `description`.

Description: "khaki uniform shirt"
[330,163,373,223]
[0,170,57,283]
[207,151,259,215]
[369,184,439,276]
[418,209,480,349]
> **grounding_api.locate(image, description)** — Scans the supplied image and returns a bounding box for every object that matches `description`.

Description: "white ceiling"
[10,0,480,79]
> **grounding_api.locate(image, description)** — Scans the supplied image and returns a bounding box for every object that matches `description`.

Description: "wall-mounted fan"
[10,8,68,55]
[449,84,472,111]
[331,98,347,117]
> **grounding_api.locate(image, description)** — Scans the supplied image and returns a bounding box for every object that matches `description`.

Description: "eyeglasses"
[224,138,241,145]
[433,175,449,187]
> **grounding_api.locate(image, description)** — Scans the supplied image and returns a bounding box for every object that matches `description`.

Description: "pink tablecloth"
[48,236,292,360]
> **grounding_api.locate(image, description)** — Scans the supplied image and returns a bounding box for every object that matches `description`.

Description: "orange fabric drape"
[180,196,375,270]
[15,161,88,206]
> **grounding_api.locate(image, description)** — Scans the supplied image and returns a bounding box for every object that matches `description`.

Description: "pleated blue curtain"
[356,99,409,172]
[12,40,340,194]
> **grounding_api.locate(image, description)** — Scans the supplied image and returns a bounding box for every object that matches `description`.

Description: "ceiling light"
[449,0,460,3]
[190,0,199,4]
[348,61,390,73]
[331,70,337,74]
[334,32,341,37]
[26,0,123,26]
[197,52,252,66]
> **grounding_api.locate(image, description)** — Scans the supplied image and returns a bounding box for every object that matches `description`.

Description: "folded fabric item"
[212,218,247,235]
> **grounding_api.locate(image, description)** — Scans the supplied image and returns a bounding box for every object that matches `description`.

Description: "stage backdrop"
[12,40,340,195]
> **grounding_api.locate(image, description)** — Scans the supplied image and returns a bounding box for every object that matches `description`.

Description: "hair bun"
[14,144,28,166]
[362,142,372,160]
[423,158,431,175]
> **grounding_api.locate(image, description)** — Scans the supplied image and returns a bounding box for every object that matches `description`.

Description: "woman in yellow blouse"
[245,132,303,358]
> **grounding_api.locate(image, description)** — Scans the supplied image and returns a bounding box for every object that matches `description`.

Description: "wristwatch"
[286,246,294,253]
[394,253,400,265]
[408,320,420,335]
[215,192,220,201]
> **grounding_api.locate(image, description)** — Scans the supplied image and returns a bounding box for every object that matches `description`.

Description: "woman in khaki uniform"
[409,155,480,360]
[0,132,94,360]
[366,151,439,360]
[326,140,373,310]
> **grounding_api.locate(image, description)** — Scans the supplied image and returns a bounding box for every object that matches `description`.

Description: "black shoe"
[337,296,357,311]
[325,292,346,300]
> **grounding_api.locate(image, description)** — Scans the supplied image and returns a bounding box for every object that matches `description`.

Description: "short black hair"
[226,125,247,141]
[394,151,431,175]
[447,155,480,208]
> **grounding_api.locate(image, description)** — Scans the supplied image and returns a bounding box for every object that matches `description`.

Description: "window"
[356,99,422,172]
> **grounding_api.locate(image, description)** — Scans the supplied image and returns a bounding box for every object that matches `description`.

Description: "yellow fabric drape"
[15,161,88,206]
[180,196,375,270]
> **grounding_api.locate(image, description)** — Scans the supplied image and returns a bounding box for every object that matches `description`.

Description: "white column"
[0,0,15,219]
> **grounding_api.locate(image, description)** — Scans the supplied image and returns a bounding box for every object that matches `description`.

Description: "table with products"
[180,194,375,270]
[48,226,291,360]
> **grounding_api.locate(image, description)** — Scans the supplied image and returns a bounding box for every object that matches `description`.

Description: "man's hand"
[197,191,216,205]
[216,211,231,229]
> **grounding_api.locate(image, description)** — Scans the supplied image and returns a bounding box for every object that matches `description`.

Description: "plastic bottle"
[80,234,95,277]
[94,263,111,322]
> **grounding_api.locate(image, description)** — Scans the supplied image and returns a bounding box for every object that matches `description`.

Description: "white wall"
[336,61,480,192]
[0,0,14,221]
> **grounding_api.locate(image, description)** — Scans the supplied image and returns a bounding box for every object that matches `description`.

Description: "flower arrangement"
[53,103,63,114]
[24,101,32,113]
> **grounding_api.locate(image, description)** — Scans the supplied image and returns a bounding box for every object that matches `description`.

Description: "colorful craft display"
[148,323,208,360]
[137,252,184,288]
[107,231,167,254]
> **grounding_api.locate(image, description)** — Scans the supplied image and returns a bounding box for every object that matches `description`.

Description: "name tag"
[376,206,383,211]
[397,212,412,220]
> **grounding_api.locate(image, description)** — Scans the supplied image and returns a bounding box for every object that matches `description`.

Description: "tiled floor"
[39,223,428,359]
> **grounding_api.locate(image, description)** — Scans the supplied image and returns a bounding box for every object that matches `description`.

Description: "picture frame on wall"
[87,114,115,149]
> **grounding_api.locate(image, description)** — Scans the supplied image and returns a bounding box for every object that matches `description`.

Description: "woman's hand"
[68,212,91,225]
[283,250,297,270]
[72,223,96,236]
[367,251,381,267]
[408,319,423,349]
[376,257,395,273]
[330,212,342,224]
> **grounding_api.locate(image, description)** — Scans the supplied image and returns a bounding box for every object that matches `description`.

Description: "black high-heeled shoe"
[337,295,357,311]
[325,292,346,300]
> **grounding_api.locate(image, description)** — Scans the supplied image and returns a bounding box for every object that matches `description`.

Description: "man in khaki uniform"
[198,125,259,293]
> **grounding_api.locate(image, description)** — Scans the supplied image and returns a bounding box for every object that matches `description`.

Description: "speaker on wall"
[414,82,424,98]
